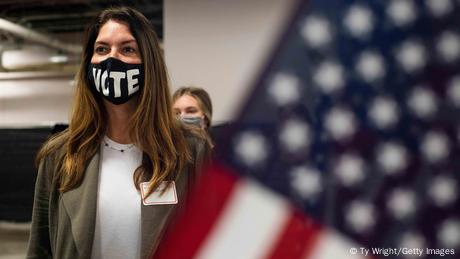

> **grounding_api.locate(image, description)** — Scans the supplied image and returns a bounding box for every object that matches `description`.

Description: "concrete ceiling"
[0,0,163,41]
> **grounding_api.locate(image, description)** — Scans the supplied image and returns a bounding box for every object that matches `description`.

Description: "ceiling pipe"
[0,18,81,54]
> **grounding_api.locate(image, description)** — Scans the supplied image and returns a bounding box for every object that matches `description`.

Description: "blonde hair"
[37,6,191,197]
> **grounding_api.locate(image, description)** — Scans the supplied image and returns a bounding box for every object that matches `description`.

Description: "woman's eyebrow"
[121,40,137,44]
[94,39,136,45]
[94,41,108,45]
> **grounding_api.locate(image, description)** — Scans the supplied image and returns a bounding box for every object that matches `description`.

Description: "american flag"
[154,0,460,258]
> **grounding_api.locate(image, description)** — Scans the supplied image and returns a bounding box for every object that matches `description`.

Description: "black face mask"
[88,57,144,105]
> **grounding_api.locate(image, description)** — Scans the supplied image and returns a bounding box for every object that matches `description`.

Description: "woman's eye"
[186,110,198,115]
[95,46,108,54]
[94,46,108,54]
[123,46,136,54]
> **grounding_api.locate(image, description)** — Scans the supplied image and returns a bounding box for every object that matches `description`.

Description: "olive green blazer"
[26,136,207,259]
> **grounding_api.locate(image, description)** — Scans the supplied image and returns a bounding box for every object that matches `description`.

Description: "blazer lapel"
[61,152,100,258]
[140,202,158,259]
[140,168,190,259]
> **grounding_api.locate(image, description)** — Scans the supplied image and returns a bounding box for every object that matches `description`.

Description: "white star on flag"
[268,73,301,106]
[301,15,333,48]
[344,4,374,39]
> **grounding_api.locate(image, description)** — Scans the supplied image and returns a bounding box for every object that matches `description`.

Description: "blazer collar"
[61,152,100,259]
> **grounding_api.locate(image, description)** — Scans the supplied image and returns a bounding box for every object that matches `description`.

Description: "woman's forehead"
[174,95,200,108]
[96,20,136,43]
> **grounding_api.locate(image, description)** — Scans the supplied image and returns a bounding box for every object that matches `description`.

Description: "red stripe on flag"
[153,163,238,259]
[265,210,322,259]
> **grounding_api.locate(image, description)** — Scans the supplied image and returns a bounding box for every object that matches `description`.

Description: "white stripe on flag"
[195,178,291,259]
[307,230,365,259]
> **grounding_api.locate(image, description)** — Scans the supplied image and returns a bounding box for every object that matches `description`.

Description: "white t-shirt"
[91,136,143,259]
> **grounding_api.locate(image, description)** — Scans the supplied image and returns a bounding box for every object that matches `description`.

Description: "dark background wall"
[0,127,51,221]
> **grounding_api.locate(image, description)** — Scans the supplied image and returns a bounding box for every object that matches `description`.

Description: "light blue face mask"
[180,116,204,128]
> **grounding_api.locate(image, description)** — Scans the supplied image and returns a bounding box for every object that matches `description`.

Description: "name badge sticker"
[140,181,178,206]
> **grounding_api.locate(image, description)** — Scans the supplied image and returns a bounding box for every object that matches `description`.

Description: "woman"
[27,7,208,259]
[172,86,213,130]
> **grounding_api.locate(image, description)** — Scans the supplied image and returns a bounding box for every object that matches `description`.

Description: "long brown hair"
[37,6,191,197]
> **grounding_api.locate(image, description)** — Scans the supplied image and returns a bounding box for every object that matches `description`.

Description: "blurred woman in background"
[172,86,213,131]
[27,6,208,259]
